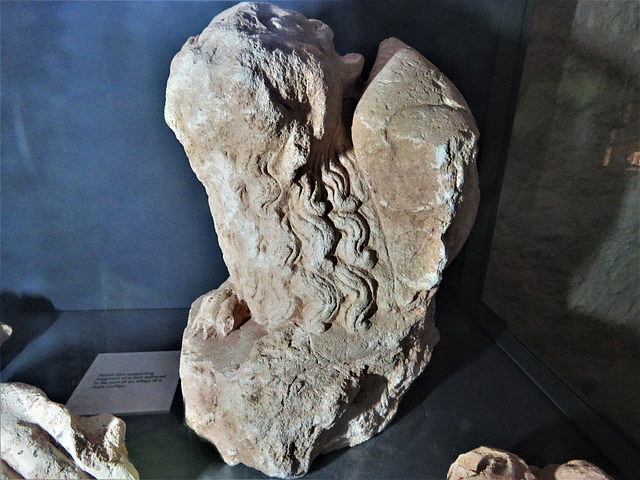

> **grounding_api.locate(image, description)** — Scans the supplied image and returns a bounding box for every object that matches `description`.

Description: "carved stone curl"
[165,2,479,477]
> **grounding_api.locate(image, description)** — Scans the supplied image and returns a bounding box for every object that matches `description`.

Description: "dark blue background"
[1,0,505,310]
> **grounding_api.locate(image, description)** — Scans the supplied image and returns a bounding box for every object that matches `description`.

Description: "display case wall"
[2,1,639,478]
[482,0,640,445]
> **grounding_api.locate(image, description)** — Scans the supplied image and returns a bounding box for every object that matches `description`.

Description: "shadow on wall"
[1,290,58,313]
[0,291,61,369]
[483,0,640,444]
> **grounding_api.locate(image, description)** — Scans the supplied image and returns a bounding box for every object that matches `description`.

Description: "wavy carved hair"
[245,142,378,333]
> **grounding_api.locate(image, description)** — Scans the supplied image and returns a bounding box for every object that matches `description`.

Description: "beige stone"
[0,383,138,479]
[539,460,614,480]
[447,447,612,480]
[165,2,478,477]
[447,447,536,480]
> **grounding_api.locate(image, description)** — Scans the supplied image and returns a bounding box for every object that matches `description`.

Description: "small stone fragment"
[447,447,613,480]
[447,447,536,480]
[0,383,139,479]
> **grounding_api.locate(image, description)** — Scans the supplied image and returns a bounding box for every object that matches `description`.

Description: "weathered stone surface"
[165,2,478,477]
[352,37,480,305]
[0,383,139,479]
[447,447,536,479]
[447,447,613,480]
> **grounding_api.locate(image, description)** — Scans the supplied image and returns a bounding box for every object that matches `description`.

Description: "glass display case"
[2,1,638,478]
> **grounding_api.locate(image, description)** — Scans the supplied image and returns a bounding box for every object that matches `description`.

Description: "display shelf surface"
[0,296,630,479]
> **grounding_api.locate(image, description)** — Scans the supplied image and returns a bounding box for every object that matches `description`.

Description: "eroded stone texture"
[165,2,479,477]
[0,383,139,479]
[447,447,613,480]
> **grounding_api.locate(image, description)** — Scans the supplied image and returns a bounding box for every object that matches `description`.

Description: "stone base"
[180,288,439,478]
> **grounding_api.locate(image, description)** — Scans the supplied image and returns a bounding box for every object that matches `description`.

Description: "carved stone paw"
[190,280,251,339]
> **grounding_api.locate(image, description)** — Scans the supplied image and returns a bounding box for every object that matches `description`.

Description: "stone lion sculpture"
[165,2,479,477]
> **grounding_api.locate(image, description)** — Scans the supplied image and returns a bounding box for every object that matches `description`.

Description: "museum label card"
[66,351,180,415]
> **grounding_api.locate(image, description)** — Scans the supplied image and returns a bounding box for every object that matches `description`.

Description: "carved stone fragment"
[165,2,479,477]
[0,383,139,479]
[447,447,613,480]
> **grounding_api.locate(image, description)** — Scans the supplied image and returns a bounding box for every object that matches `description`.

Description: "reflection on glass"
[483,0,639,444]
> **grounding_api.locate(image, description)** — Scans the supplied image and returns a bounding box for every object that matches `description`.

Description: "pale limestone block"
[165,2,479,477]
[0,383,138,479]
